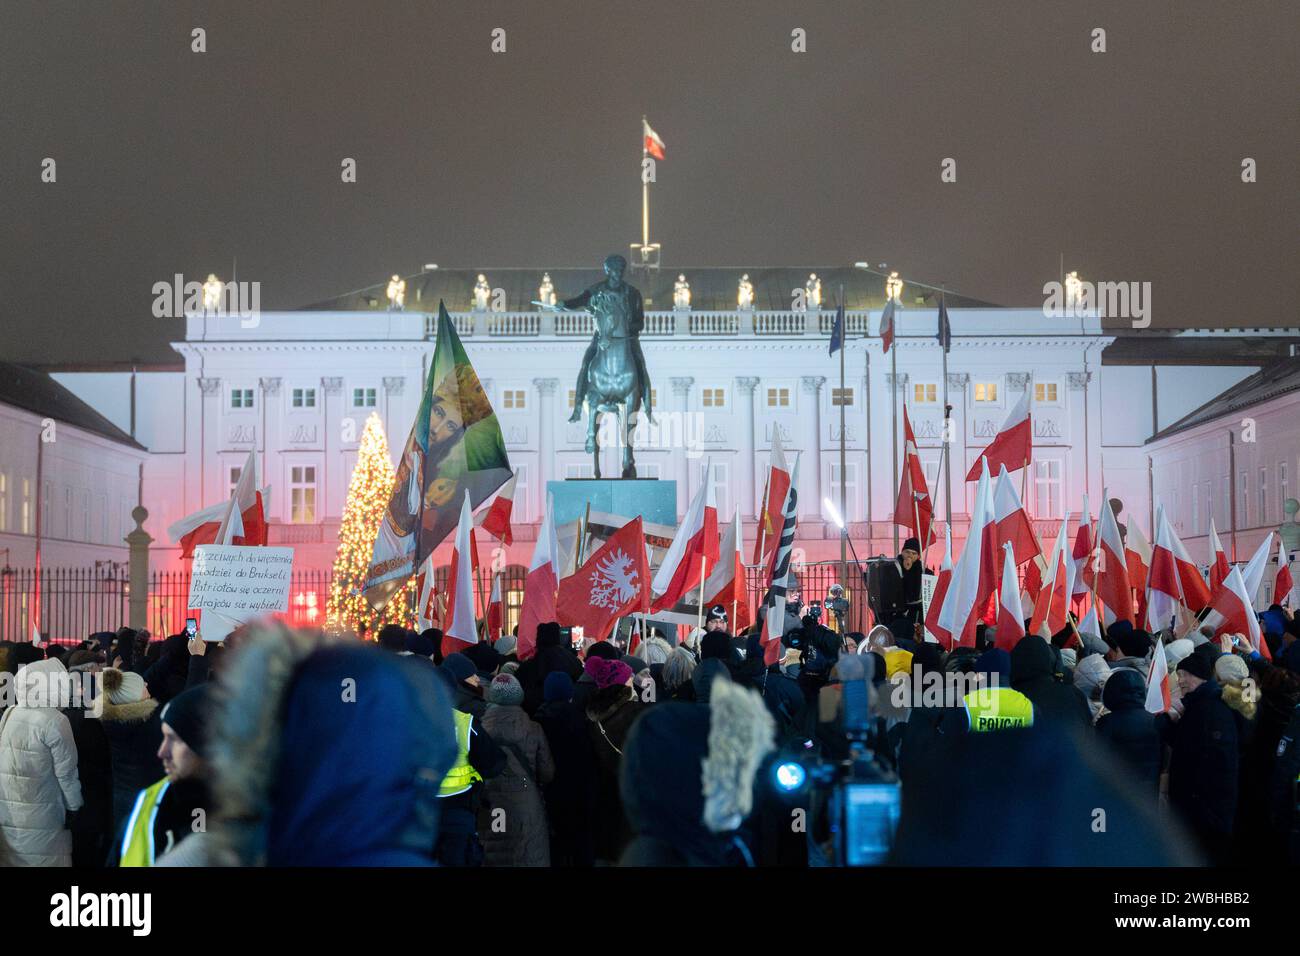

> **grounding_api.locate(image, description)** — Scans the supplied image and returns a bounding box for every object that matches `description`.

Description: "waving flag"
[754,431,792,576]
[652,462,719,612]
[895,405,935,548]
[935,296,952,353]
[1145,636,1171,714]
[1096,489,1133,627]
[1070,495,1096,599]
[878,298,896,354]
[924,523,955,647]
[938,459,998,649]
[366,301,511,609]
[1030,522,1072,639]
[517,493,561,661]
[442,491,480,654]
[475,470,517,545]
[993,463,1038,567]
[1210,565,1269,660]
[760,457,800,664]
[995,543,1027,651]
[703,508,751,631]
[965,390,1031,482]
[643,119,666,160]
[557,516,650,642]
[214,449,268,546]
[1275,538,1294,607]
[1208,519,1230,593]
[829,301,845,356]
[486,574,504,642]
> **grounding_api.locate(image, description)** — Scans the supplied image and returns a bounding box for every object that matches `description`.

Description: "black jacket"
[1010,637,1092,731]
[1159,679,1239,841]
[99,698,164,835]
[1095,669,1161,792]
[535,699,599,865]
[515,637,583,715]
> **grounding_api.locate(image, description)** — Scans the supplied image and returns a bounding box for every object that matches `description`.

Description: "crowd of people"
[1,582,1298,867]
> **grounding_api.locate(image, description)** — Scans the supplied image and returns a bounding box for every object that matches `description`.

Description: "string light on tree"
[326,412,415,635]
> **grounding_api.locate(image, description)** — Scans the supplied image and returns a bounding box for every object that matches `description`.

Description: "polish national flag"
[964,390,1031,482]
[1029,521,1073,640]
[652,461,720,612]
[1070,494,1095,599]
[414,553,441,632]
[754,432,792,576]
[475,471,516,545]
[169,488,272,558]
[1146,507,1189,632]
[1203,532,1274,634]
[878,298,896,354]
[895,405,936,548]
[938,459,998,649]
[486,574,504,642]
[1022,552,1046,606]
[1145,636,1171,714]
[993,464,1038,567]
[759,456,800,665]
[1208,519,1231,593]
[215,449,268,546]
[1275,538,1295,607]
[1125,517,1153,625]
[1078,602,1102,645]
[517,493,561,661]
[703,508,751,632]
[995,543,1027,651]
[1163,509,1211,612]
[923,523,954,647]
[1096,488,1134,627]
[1210,565,1269,660]
[442,491,480,654]
[643,119,666,161]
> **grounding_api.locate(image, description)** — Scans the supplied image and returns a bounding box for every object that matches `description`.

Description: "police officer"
[434,661,505,866]
[957,648,1034,733]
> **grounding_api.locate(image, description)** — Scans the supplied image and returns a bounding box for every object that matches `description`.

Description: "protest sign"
[188,545,294,641]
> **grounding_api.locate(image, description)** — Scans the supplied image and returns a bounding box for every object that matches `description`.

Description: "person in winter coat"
[661,647,697,702]
[1095,668,1161,793]
[1158,653,1239,865]
[60,660,112,868]
[534,672,598,866]
[1010,636,1092,731]
[99,668,165,835]
[1073,654,1112,724]
[620,678,776,865]
[439,653,488,720]
[0,658,84,865]
[515,622,583,715]
[584,656,644,863]
[478,674,555,866]
[433,660,506,867]
[208,624,458,866]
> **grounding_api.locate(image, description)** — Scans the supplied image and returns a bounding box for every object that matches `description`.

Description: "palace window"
[21,478,31,534]
[1259,467,1270,526]
[702,387,727,409]
[1191,482,1200,535]
[290,466,317,523]
[829,462,859,522]
[564,462,594,480]
[1034,382,1058,403]
[913,383,938,404]
[1033,458,1063,520]
[830,387,855,407]
[230,388,254,409]
[766,387,790,408]
[502,389,526,410]
[974,381,998,403]
[352,387,377,408]
[709,461,731,519]
[292,387,317,409]
[1239,471,1249,527]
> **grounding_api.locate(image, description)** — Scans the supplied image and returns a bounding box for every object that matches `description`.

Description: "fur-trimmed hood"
[586,683,635,723]
[99,697,159,725]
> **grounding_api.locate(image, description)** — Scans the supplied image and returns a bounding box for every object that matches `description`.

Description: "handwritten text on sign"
[188,546,294,619]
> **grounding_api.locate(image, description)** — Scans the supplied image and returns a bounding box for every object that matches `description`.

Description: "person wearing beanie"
[1213,653,1257,843]
[1010,636,1091,731]
[494,634,518,661]
[405,631,437,660]
[1158,650,1239,864]
[98,667,165,837]
[1164,638,1195,672]
[438,652,487,720]
[875,536,926,629]
[533,669,598,866]
[478,673,555,866]
[114,684,215,866]
[462,642,504,682]
[514,621,584,716]
[584,653,644,863]
[1095,669,1162,793]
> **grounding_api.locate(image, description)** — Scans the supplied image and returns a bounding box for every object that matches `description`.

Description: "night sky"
[2,0,1296,366]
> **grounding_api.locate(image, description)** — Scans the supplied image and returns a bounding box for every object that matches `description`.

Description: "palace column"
[258,377,281,494]
[800,376,826,519]
[736,377,760,517]
[533,377,559,518]
[320,376,344,522]
[670,376,695,516]
[196,377,222,509]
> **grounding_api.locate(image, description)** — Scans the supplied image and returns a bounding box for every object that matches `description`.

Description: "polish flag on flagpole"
[486,573,504,642]
[703,508,751,631]
[652,461,720,612]
[1210,564,1269,659]
[1275,537,1294,607]
[754,432,792,576]
[759,456,801,665]
[442,490,479,654]
[964,391,1031,482]
[895,405,936,548]
[414,553,439,632]
[1069,494,1095,599]
[475,470,516,545]
[1145,636,1171,714]
[993,463,1038,567]
[878,298,896,354]
[1078,602,1102,645]
[1165,509,1211,612]
[643,119,666,160]
[995,543,1027,651]
[1208,519,1231,593]
[938,459,998,649]
[1203,532,1274,633]
[1146,506,1187,632]
[924,523,955,647]
[168,499,230,559]
[1029,521,1073,639]
[517,492,561,661]
[1096,488,1134,627]
[214,449,268,546]
[1125,517,1153,626]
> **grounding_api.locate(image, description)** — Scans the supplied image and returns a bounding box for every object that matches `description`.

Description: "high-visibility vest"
[120,778,170,867]
[439,710,483,797]
[963,687,1034,732]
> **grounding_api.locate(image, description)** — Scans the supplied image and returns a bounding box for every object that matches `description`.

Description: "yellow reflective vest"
[439,710,483,797]
[963,687,1034,732]
[120,778,170,867]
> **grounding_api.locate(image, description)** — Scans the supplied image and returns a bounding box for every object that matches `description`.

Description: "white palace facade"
[29,264,1298,575]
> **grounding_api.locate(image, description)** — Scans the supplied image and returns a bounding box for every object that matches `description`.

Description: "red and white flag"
[214,449,268,546]
[1125,517,1153,626]
[442,491,480,653]
[652,462,720,612]
[938,459,998,649]
[995,543,1027,651]
[1145,636,1171,714]
[517,493,561,661]
[557,516,650,642]
[964,390,1031,482]
[643,119,666,161]
[414,553,442,632]
[1150,507,1211,624]
[878,298,897,354]
[168,498,230,559]
[1208,518,1230,593]
[703,508,751,632]
[475,470,516,545]
[1070,494,1096,599]
[993,463,1038,567]
[759,456,801,665]
[924,523,955,647]
[1029,521,1073,639]
[895,405,935,548]
[1275,538,1294,607]
[1096,488,1134,627]
[1203,532,1273,633]
[486,573,504,642]
[1210,564,1269,660]
[754,431,792,576]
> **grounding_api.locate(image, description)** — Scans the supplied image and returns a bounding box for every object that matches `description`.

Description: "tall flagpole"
[838,286,848,594]
[891,315,899,554]
[641,115,649,251]
[941,291,953,529]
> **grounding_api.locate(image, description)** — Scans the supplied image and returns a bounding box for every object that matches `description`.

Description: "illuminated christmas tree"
[326,413,416,635]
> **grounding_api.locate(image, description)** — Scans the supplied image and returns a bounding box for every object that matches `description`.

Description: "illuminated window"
[352,387,377,408]
[230,388,254,409]
[649,389,657,409]
[290,466,317,523]
[831,387,855,407]
[913,383,937,404]
[292,387,316,408]
[502,389,526,410]
[1034,382,1058,403]
[702,388,726,408]
[974,382,998,403]
[567,389,576,410]
[766,387,790,408]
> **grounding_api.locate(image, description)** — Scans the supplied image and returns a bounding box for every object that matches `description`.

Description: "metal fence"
[1,561,867,643]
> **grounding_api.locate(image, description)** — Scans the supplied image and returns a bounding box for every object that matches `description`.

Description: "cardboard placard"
[188,545,294,641]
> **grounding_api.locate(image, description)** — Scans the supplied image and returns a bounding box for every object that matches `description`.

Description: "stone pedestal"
[547,478,678,529]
